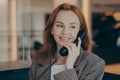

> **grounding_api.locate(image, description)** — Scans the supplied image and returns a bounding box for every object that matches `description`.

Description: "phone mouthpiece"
[59,46,68,57]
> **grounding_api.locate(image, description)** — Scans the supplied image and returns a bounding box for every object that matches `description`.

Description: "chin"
[59,42,69,46]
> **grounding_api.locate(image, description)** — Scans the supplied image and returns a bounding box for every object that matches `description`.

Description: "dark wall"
[0,68,29,80]
[103,72,120,80]
[92,13,120,64]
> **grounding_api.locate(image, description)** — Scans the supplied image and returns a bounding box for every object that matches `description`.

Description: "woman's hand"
[64,37,81,69]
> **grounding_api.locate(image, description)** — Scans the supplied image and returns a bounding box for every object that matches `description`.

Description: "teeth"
[60,37,70,42]
[61,37,69,40]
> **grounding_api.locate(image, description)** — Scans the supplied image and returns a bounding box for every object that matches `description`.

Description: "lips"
[59,37,70,42]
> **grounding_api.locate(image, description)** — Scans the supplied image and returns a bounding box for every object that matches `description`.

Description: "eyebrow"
[55,21,78,25]
[69,22,78,26]
[55,21,64,24]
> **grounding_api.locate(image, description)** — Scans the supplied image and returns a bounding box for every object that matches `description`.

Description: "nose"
[62,27,70,34]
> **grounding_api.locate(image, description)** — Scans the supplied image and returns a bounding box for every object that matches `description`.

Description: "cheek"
[52,27,61,35]
[52,31,60,39]
[72,32,78,38]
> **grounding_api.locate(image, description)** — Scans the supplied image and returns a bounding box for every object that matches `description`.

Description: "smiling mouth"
[60,37,71,42]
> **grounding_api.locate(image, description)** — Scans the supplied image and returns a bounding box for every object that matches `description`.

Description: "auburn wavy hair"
[37,3,92,57]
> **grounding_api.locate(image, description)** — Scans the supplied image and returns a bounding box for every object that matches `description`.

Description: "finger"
[77,37,81,49]
[64,45,72,54]
[68,43,76,49]
[66,43,77,51]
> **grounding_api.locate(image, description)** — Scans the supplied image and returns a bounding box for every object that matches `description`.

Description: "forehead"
[55,10,80,24]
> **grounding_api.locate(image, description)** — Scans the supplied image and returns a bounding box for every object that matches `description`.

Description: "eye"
[70,26,76,29]
[56,24,63,28]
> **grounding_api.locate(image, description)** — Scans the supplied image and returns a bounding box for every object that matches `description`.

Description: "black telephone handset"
[59,29,86,57]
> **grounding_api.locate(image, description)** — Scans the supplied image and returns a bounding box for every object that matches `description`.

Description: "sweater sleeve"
[29,59,49,80]
[80,53,105,80]
[29,59,37,80]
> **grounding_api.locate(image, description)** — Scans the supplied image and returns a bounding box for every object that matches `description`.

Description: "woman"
[30,3,105,80]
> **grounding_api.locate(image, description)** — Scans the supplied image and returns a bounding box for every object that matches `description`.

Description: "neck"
[54,49,67,65]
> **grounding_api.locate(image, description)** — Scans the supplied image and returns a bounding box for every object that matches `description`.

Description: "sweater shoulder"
[82,50,105,66]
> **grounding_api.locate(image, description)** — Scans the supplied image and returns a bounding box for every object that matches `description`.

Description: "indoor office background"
[0,0,120,80]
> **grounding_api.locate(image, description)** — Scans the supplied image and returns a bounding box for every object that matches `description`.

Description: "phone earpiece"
[59,46,68,57]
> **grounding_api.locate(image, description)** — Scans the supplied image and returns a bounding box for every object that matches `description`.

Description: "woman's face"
[51,10,80,48]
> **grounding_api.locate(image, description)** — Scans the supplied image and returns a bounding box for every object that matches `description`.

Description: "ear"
[51,31,53,35]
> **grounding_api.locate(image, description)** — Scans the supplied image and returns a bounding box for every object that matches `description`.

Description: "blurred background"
[0,0,120,80]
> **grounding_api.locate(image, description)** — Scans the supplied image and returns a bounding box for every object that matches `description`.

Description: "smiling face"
[51,10,80,48]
